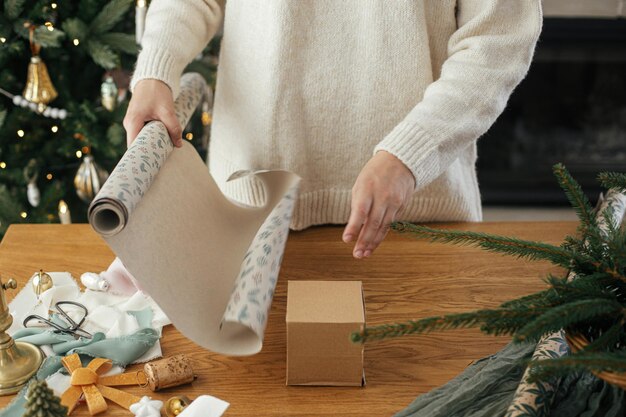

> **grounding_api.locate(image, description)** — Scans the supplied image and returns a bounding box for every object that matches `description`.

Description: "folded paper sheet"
[89,73,300,356]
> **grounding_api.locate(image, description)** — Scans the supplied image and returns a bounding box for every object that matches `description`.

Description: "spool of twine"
[143,354,196,392]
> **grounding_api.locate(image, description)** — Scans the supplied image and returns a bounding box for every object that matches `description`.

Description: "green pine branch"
[86,39,118,69]
[351,307,546,343]
[391,221,578,269]
[514,298,624,342]
[527,351,626,382]
[89,0,133,34]
[598,172,626,193]
[99,32,138,55]
[553,163,597,232]
[4,0,26,20]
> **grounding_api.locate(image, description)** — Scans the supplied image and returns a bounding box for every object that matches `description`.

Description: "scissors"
[23,301,93,339]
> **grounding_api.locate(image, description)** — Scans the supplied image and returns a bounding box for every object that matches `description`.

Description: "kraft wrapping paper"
[89,73,300,356]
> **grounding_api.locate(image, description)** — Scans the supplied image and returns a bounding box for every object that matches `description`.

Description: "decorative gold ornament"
[31,269,53,296]
[0,275,44,395]
[165,396,191,417]
[22,25,58,113]
[74,155,109,203]
[100,75,118,111]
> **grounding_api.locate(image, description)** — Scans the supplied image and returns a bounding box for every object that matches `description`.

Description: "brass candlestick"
[0,275,43,395]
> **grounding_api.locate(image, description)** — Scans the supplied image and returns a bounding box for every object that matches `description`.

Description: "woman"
[124,0,542,258]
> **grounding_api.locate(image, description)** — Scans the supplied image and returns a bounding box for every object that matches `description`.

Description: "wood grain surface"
[0,222,577,416]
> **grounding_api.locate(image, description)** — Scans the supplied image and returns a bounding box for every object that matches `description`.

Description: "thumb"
[160,109,184,148]
[123,115,145,147]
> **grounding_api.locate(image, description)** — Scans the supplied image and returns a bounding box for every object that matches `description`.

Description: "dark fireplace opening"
[477,18,626,205]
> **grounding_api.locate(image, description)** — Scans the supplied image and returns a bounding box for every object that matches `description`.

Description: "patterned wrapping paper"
[88,73,301,356]
[505,190,626,417]
[89,73,207,235]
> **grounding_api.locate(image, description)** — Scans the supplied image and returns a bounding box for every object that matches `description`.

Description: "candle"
[58,200,71,224]
[136,0,148,45]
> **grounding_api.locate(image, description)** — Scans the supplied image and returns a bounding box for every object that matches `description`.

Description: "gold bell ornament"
[74,154,109,203]
[22,24,58,113]
[31,269,53,297]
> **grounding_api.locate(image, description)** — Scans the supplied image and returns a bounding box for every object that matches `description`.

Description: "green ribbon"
[0,308,159,417]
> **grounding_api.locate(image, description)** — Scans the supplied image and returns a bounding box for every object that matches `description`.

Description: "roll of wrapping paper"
[144,354,195,392]
[88,72,301,356]
[89,73,206,236]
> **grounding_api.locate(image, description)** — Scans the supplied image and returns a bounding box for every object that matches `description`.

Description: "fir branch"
[500,288,558,310]
[62,18,89,41]
[552,163,597,231]
[98,32,138,55]
[392,221,578,269]
[33,25,64,48]
[547,273,622,302]
[598,172,626,193]
[90,0,134,34]
[352,308,543,343]
[4,0,26,20]
[85,39,118,69]
[515,299,624,342]
[527,351,626,381]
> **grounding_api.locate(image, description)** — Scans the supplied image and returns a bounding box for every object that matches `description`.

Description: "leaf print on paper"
[238,305,249,322]
[247,289,260,306]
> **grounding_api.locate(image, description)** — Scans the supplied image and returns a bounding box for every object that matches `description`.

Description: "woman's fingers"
[124,79,180,147]
[343,189,371,244]
[355,204,386,258]
[123,114,145,147]
[368,207,399,255]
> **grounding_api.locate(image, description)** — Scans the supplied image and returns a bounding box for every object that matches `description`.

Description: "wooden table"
[0,222,577,416]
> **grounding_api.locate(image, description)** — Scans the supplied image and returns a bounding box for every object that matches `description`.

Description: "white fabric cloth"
[8,272,170,363]
[131,0,542,230]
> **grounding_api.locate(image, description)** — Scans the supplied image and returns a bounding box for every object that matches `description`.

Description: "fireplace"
[476,16,626,205]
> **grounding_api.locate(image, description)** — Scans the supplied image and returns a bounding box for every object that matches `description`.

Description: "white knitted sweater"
[131,0,542,230]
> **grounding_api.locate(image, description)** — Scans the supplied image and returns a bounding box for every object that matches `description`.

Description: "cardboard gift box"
[286,280,365,386]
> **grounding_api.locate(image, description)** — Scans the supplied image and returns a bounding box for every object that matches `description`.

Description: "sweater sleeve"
[130,0,224,99]
[374,0,542,191]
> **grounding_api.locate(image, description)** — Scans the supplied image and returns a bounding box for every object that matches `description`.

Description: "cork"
[143,354,196,391]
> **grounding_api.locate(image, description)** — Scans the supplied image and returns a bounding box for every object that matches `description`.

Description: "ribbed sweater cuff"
[130,45,186,99]
[374,121,439,191]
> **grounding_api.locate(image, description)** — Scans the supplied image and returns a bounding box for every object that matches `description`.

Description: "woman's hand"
[343,151,415,258]
[123,79,183,147]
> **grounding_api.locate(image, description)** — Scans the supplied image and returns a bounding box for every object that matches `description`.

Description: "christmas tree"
[352,164,626,382]
[23,380,68,417]
[0,0,219,236]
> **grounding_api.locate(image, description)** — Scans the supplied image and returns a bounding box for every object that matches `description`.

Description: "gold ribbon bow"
[60,353,148,415]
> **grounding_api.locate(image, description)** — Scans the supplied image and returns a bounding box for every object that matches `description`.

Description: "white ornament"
[28,102,37,111]
[50,108,59,118]
[130,396,163,417]
[43,107,51,117]
[58,109,67,119]
[19,97,29,107]
[80,272,110,291]
[12,95,21,105]
[27,182,40,207]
